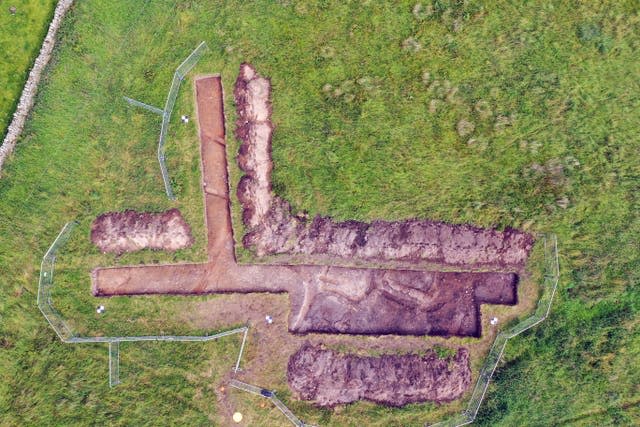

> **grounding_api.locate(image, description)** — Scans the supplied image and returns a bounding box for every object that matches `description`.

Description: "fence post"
[109,341,120,387]
[234,327,248,373]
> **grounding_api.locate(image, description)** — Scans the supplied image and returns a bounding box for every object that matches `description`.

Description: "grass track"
[0,1,638,425]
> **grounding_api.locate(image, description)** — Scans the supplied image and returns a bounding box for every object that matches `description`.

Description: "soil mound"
[91,209,193,254]
[287,342,472,407]
[234,63,534,268]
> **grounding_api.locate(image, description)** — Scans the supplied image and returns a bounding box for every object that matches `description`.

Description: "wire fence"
[39,222,557,426]
[229,380,311,427]
[125,41,209,200]
[431,234,560,427]
[38,221,248,387]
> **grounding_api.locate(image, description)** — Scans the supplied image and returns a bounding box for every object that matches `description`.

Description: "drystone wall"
[0,0,74,173]
[288,342,472,407]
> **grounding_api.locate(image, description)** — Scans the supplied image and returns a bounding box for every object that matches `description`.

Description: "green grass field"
[0,0,57,137]
[0,1,638,425]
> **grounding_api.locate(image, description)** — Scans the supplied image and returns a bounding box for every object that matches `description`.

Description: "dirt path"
[91,75,521,339]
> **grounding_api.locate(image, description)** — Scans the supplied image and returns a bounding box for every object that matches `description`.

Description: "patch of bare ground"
[90,72,541,415]
[288,268,518,337]
[90,208,193,254]
[234,63,534,269]
[180,269,537,382]
[287,342,471,407]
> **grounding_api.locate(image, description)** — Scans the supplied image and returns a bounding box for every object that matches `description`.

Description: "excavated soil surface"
[90,71,534,409]
[91,209,193,254]
[287,342,471,407]
[94,261,517,338]
[235,63,534,268]
[92,73,521,340]
[288,269,517,337]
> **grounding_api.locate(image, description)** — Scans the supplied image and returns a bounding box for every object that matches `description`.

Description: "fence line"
[125,41,209,200]
[235,327,249,373]
[229,380,310,427]
[123,96,164,115]
[109,341,120,387]
[38,221,248,388]
[40,222,555,425]
[431,234,560,427]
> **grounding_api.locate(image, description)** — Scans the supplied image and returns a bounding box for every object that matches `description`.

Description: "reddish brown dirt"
[235,63,534,269]
[90,72,532,409]
[287,343,471,407]
[288,269,518,338]
[93,262,516,338]
[90,209,193,254]
[91,74,520,339]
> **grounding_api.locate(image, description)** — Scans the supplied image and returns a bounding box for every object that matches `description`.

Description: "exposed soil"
[288,269,518,338]
[180,278,538,421]
[90,72,535,410]
[235,63,534,268]
[93,261,517,338]
[91,74,521,339]
[287,342,471,407]
[90,209,193,254]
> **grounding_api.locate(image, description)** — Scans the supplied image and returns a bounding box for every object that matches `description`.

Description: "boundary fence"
[124,41,209,200]
[431,234,560,426]
[230,380,312,427]
[38,221,309,426]
[39,222,557,426]
[38,221,248,387]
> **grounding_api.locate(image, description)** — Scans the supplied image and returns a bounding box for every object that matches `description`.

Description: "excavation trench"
[90,71,534,407]
[90,209,194,254]
[287,343,472,407]
[92,73,521,339]
[234,63,534,270]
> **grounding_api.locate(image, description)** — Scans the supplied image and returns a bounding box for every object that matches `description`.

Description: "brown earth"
[93,262,516,338]
[91,73,522,338]
[288,269,517,337]
[180,282,538,420]
[90,71,534,410]
[90,208,193,254]
[235,63,534,269]
[287,342,471,407]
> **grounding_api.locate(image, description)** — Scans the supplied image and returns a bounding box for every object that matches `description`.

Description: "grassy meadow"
[0,0,56,137]
[0,0,638,425]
